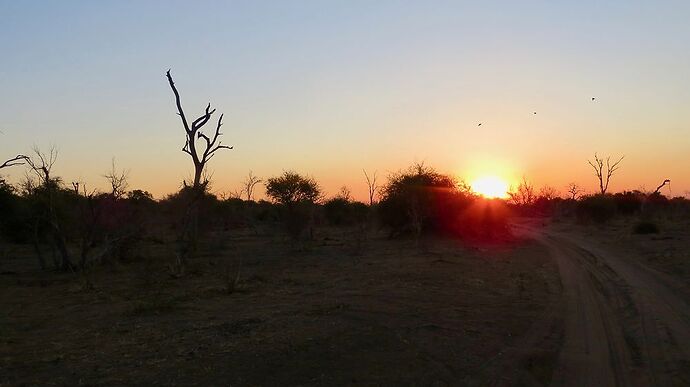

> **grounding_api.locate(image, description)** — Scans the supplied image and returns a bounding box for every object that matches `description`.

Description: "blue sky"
[1,1,689,198]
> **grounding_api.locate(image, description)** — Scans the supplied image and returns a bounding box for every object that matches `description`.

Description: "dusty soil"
[5,218,686,387]
[552,217,690,295]
[0,228,559,386]
[511,218,690,387]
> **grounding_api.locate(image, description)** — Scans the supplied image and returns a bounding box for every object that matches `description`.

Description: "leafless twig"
[0,155,28,170]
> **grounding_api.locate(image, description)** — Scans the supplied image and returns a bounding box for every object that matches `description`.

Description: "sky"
[1,1,689,200]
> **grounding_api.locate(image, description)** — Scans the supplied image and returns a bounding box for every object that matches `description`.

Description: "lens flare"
[471,176,509,199]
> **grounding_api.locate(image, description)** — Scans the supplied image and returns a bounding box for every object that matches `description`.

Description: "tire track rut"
[500,226,690,387]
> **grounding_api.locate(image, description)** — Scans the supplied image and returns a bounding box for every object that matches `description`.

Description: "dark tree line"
[2,72,687,274]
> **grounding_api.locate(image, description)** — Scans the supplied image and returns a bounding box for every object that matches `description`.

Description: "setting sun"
[3,3,690,385]
[471,176,509,199]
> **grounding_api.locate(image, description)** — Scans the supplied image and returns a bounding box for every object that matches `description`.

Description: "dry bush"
[223,257,242,294]
[633,221,659,234]
[378,163,464,236]
[265,171,322,241]
[576,194,617,224]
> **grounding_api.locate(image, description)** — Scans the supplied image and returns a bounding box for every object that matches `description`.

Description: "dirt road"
[506,225,690,386]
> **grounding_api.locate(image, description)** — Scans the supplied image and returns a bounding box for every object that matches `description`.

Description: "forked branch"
[0,154,29,170]
[363,169,379,206]
[588,153,624,194]
[166,69,233,189]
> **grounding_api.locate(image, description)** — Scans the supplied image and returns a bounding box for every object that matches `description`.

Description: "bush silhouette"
[265,171,322,240]
[324,198,368,226]
[576,194,617,223]
[613,191,643,215]
[378,163,474,235]
[0,178,30,243]
[265,171,321,205]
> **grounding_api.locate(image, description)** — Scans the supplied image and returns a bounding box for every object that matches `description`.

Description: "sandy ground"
[1,228,559,386]
[553,217,690,296]
[509,220,690,387]
[2,219,688,386]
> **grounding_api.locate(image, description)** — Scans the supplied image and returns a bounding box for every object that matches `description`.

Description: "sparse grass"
[214,318,263,336]
[76,265,96,291]
[124,294,187,317]
[223,257,242,294]
[1,228,559,386]
[633,221,659,234]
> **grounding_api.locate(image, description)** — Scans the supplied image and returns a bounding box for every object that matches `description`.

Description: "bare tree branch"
[103,158,130,199]
[566,182,583,200]
[363,169,378,206]
[24,146,73,270]
[0,154,28,169]
[588,153,624,194]
[191,103,216,131]
[166,69,191,133]
[508,176,536,206]
[604,155,624,193]
[242,171,262,201]
[25,145,59,185]
[166,70,233,190]
[653,179,671,195]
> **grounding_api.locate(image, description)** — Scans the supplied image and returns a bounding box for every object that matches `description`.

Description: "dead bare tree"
[566,182,583,200]
[538,185,559,200]
[508,177,536,206]
[71,181,103,269]
[25,146,58,185]
[1,154,28,169]
[25,146,73,271]
[363,169,378,206]
[336,185,352,201]
[653,179,671,195]
[103,158,129,199]
[166,70,233,269]
[220,189,243,200]
[166,70,232,190]
[242,171,262,201]
[588,153,624,194]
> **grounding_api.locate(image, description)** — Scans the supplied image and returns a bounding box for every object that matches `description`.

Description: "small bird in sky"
[533,112,537,115]
[478,123,482,126]
[591,97,596,101]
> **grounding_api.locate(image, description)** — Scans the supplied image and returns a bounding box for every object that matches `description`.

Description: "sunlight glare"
[471,176,509,199]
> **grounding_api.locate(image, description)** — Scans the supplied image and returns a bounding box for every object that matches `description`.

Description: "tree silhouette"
[588,153,624,195]
[508,177,536,206]
[378,162,458,240]
[538,185,559,200]
[265,171,321,240]
[166,70,232,190]
[242,171,262,201]
[653,179,670,195]
[566,182,583,200]
[336,185,352,201]
[103,158,129,199]
[25,146,73,271]
[363,169,379,206]
[265,171,321,205]
[166,70,234,269]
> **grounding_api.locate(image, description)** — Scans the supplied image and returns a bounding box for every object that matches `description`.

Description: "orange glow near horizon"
[470,176,509,199]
